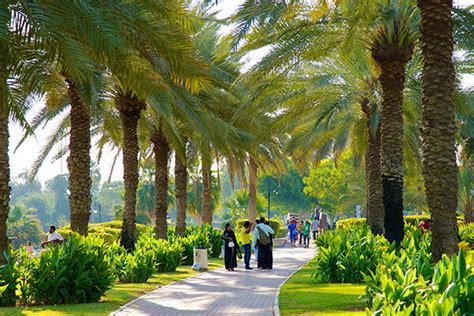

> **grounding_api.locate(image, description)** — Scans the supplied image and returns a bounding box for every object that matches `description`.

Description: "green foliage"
[367,250,473,315]
[59,221,147,244]
[29,235,114,305]
[235,217,281,238]
[0,250,21,306]
[135,233,183,273]
[7,206,43,246]
[113,249,155,283]
[303,152,365,215]
[313,225,390,283]
[224,189,267,223]
[335,218,367,229]
[257,163,312,213]
[459,223,474,249]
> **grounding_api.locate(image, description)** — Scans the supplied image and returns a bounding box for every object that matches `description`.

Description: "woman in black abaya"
[222,223,238,271]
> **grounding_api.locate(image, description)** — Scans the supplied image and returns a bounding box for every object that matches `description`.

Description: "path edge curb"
[273,248,316,316]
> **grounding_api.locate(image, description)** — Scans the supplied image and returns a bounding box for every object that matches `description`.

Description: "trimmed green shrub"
[335,218,366,229]
[58,221,147,244]
[235,217,281,238]
[30,235,114,305]
[135,233,183,273]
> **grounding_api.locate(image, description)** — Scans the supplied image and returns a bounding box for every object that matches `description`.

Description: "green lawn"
[0,258,222,316]
[279,260,366,316]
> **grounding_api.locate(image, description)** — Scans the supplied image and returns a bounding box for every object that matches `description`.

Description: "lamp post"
[264,176,278,220]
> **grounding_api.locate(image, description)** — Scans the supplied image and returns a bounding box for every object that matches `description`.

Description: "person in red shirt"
[417,219,432,231]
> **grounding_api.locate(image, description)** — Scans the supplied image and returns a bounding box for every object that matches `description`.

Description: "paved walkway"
[112,246,315,316]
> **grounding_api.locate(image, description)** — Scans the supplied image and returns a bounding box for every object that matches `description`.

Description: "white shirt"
[47,231,64,242]
[252,223,275,245]
[311,220,320,231]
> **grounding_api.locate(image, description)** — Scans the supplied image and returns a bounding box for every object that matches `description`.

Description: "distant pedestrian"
[297,221,303,245]
[241,221,253,270]
[311,217,320,240]
[265,221,274,269]
[302,220,311,248]
[222,223,238,271]
[319,213,329,232]
[287,220,298,248]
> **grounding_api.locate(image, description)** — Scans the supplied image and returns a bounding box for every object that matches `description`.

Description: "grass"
[279,260,366,316]
[0,258,222,316]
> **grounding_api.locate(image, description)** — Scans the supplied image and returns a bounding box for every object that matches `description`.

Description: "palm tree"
[175,141,188,236]
[418,0,458,260]
[151,127,170,239]
[248,157,259,223]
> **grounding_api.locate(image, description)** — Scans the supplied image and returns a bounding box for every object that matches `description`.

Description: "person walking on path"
[302,220,311,248]
[287,219,298,248]
[222,223,238,271]
[297,221,303,245]
[253,217,274,269]
[311,216,320,240]
[241,221,253,270]
[319,213,329,233]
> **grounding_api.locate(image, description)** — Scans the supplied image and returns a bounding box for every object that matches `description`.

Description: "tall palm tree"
[116,90,146,249]
[369,1,417,244]
[175,141,188,236]
[151,127,170,239]
[248,157,258,223]
[418,0,458,260]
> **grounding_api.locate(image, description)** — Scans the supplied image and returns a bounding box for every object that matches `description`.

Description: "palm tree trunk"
[248,157,258,224]
[362,102,384,235]
[201,161,212,225]
[418,0,458,260]
[66,78,91,236]
[0,99,10,263]
[152,128,169,240]
[175,146,188,236]
[372,45,413,245]
[117,91,146,250]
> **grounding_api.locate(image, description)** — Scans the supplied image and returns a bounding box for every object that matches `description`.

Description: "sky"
[9,0,474,184]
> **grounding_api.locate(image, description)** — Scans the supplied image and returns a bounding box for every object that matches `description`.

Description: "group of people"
[287,215,328,248]
[222,217,274,272]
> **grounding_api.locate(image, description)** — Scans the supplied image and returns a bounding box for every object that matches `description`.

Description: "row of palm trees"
[227,0,471,261]
[0,0,470,265]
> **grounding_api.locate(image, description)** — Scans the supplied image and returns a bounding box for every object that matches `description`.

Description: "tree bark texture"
[248,157,258,224]
[372,44,413,245]
[418,0,458,260]
[117,91,146,251]
[201,162,212,225]
[0,95,10,263]
[175,146,188,236]
[152,128,169,240]
[361,102,384,235]
[66,78,91,236]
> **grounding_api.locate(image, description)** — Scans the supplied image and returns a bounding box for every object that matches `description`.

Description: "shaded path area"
[112,246,315,316]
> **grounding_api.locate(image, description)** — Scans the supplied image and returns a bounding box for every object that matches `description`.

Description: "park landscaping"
[279,219,474,315]
[0,0,472,315]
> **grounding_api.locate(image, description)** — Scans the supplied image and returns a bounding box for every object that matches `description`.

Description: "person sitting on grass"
[41,225,64,248]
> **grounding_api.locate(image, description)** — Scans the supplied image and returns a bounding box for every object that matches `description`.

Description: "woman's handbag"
[228,241,235,248]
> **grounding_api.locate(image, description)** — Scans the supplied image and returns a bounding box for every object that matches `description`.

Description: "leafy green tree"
[303,152,365,216]
[224,189,267,224]
[7,206,43,246]
[45,175,70,221]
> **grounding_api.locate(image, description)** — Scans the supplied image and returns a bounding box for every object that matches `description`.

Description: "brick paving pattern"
[112,246,315,316]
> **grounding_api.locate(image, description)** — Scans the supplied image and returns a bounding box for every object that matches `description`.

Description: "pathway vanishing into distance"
[112,246,315,316]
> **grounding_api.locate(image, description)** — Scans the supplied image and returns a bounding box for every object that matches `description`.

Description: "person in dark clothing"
[222,223,238,271]
[265,221,273,269]
[254,217,274,270]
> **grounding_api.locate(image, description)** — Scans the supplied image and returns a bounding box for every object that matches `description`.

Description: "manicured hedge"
[235,217,281,238]
[58,221,147,244]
